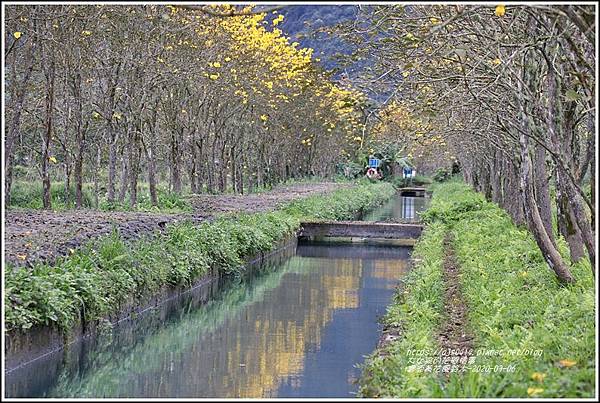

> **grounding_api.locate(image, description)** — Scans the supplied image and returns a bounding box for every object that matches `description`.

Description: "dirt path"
[437,232,474,376]
[4,182,347,268]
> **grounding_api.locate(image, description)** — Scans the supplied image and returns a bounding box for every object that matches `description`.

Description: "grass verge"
[4,181,395,333]
[359,181,595,398]
[9,181,96,210]
[8,181,193,213]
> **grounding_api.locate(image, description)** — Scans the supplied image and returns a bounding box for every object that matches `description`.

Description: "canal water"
[5,194,427,398]
[362,194,427,222]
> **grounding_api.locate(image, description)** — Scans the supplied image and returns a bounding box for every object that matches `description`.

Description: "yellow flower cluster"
[158,5,367,155]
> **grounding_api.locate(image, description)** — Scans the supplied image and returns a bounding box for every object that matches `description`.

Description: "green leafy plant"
[432,167,452,182]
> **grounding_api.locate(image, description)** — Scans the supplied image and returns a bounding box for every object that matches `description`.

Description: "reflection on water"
[6,243,410,398]
[362,195,428,222]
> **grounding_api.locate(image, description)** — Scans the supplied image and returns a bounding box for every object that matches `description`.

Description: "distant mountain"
[278,5,391,103]
[278,5,358,72]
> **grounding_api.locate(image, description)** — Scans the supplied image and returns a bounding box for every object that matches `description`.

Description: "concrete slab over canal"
[298,221,423,243]
[398,187,428,197]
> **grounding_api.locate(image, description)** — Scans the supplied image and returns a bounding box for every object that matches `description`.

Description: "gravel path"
[4,182,347,268]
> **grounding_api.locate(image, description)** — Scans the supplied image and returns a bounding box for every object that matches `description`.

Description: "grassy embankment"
[359,180,595,398]
[4,181,395,333]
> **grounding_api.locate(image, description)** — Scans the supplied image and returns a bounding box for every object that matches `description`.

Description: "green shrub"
[391,175,433,188]
[413,175,433,186]
[392,177,411,188]
[432,167,451,182]
[336,161,365,178]
[391,175,432,188]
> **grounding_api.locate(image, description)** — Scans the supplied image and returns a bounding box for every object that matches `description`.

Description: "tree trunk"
[94,145,101,208]
[147,140,158,207]
[207,136,217,194]
[72,70,86,209]
[490,150,502,205]
[237,156,244,195]
[170,129,182,194]
[556,168,585,262]
[471,171,480,193]
[107,123,117,203]
[74,138,84,208]
[5,31,36,207]
[545,50,595,274]
[520,135,574,283]
[189,135,198,194]
[517,59,574,283]
[257,144,265,189]
[63,156,71,206]
[245,155,254,193]
[103,60,121,203]
[229,145,237,193]
[129,127,140,208]
[219,141,227,193]
[146,104,159,207]
[206,157,214,193]
[118,147,128,203]
[148,155,158,206]
[532,144,554,240]
[195,138,204,193]
[590,156,595,221]
[556,163,596,272]
[586,112,595,223]
[41,50,56,210]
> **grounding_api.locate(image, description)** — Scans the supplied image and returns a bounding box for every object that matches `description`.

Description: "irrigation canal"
[5,193,428,398]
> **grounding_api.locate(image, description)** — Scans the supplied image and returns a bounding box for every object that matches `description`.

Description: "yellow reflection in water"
[205,254,407,398]
[215,257,369,398]
[371,260,408,289]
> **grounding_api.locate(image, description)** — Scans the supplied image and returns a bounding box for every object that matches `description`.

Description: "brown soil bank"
[4,182,346,268]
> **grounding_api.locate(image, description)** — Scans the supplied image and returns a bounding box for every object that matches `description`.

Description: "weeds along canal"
[5,193,428,398]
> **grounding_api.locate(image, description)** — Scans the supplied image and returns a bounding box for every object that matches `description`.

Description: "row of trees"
[4,4,367,209]
[344,4,595,282]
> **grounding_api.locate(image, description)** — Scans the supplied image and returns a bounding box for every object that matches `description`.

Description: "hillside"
[279,5,358,72]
